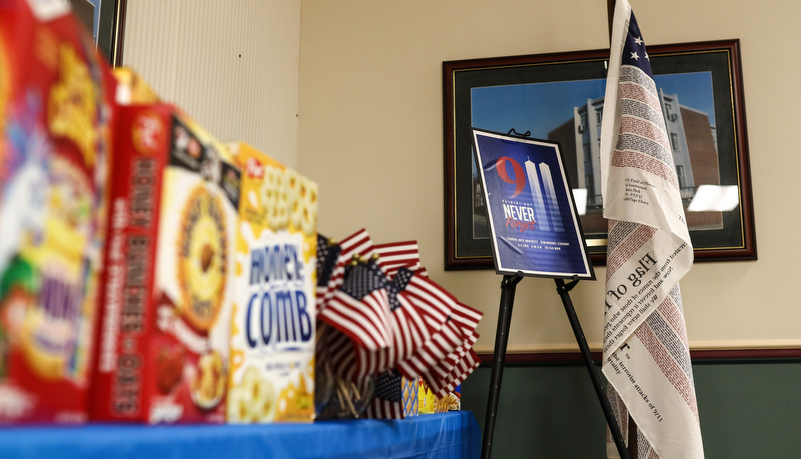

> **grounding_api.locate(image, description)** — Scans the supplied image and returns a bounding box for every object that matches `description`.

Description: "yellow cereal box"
[113,67,160,104]
[418,377,449,414]
[226,143,317,423]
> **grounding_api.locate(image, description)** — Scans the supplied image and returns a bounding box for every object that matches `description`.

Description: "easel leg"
[628,414,638,458]
[555,278,630,459]
[481,274,522,459]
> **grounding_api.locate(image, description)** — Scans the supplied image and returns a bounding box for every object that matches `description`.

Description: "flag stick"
[480,273,523,459]
[555,277,630,459]
[606,1,638,457]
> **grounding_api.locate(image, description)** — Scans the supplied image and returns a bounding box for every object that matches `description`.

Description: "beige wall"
[298,0,801,353]
[123,0,301,167]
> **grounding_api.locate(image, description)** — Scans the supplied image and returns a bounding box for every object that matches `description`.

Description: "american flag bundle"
[315,230,482,420]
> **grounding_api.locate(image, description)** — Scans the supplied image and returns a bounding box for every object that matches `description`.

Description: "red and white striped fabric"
[423,348,481,398]
[346,264,435,380]
[599,1,702,457]
[363,370,406,420]
[317,229,376,311]
[364,397,404,420]
[314,232,485,419]
[318,260,394,382]
[391,268,455,377]
[373,240,420,279]
[396,317,462,379]
[322,287,392,351]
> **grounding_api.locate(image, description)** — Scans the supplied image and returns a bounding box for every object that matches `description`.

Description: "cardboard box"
[402,376,419,417]
[418,377,449,414]
[113,67,160,105]
[225,143,317,423]
[0,0,116,423]
[90,105,240,423]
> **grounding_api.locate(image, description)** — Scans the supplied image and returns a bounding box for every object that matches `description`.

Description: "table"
[0,411,481,459]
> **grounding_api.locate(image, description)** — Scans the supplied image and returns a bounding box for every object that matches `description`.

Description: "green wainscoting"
[461,360,801,458]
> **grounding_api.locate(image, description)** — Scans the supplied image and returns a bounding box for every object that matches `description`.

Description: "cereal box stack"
[0,0,116,423]
[225,142,317,423]
[90,105,240,424]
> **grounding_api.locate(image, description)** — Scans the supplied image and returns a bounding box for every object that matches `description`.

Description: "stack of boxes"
[0,0,321,425]
[0,0,465,426]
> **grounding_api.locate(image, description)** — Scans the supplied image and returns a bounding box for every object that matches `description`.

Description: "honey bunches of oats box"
[90,104,240,423]
[226,143,317,423]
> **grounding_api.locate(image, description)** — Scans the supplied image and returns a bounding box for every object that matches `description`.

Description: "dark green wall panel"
[461,361,801,458]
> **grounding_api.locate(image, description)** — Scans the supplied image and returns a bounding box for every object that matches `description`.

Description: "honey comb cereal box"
[0,0,116,423]
[226,143,317,423]
[90,104,240,423]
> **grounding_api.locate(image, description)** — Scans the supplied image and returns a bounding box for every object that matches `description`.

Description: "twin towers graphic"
[520,159,565,233]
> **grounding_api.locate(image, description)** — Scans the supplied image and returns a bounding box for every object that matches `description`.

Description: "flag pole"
[606,0,638,457]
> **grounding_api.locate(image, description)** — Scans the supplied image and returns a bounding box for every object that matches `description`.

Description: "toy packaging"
[0,0,116,423]
[90,104,240,423]
[225,142,317,423]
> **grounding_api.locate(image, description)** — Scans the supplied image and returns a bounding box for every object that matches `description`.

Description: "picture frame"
[471,129,595,280]
[444,39,756,269]
[91,0,127,67]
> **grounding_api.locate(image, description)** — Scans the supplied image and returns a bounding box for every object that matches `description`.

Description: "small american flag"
[374,240,420,279]
[363,370,410,420]
[318,229,376,309]
[314,232,485,419]
[316,234,342,311]
[320,261,392,348]
[423,348,480,399]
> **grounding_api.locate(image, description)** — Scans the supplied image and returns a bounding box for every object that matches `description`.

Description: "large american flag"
[599,1,704,458]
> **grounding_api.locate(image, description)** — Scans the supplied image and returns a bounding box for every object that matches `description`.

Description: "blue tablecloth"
[0,411,480,459]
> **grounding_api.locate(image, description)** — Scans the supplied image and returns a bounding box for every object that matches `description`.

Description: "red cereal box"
[0,0,116,423]
[90,104,240,423]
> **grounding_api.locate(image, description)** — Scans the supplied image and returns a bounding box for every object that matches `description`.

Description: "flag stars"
[634,36,643,45]
[630,51,640,61]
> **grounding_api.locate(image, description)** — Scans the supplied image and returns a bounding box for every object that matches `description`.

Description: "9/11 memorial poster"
[471,129,594,279]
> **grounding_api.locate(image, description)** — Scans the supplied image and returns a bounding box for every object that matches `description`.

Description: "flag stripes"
[314,229,482,420]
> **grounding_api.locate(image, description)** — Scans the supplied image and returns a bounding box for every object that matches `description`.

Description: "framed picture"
[444,40,756,269]
[471,129,595,279]
[69,0,128,66]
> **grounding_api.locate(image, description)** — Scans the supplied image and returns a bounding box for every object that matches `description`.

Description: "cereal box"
[90,104,240,423]
[113,67,160,105]
[0,0,116,423]
[418,377,449,414]
[402,376,419,417]
[226,143,317,423]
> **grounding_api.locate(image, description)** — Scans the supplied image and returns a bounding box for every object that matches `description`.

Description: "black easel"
[555,277,629,459]
[480,275,630,459]
[480,272,523,459]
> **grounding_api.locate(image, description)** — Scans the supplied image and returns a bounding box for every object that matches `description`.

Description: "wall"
[122,0,301,167]
[297,0,801,354]
[461,360,801,458]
